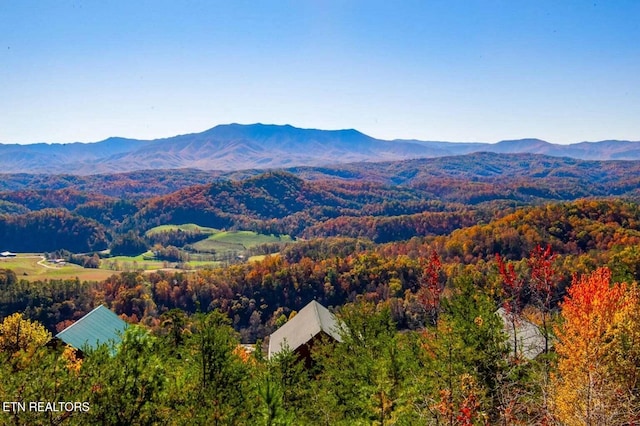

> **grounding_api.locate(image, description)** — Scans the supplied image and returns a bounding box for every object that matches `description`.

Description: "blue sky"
[1,1,639,144]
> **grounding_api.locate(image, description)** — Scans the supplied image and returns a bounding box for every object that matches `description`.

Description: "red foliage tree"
[496,253,526,359]
[527,244,559,355]
[418,250,443,327]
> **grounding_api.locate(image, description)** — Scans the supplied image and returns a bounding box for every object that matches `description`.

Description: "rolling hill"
[1,153,640,251]
[2,153,640,201]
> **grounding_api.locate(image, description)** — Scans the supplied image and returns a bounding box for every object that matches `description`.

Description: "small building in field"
[54,305,128,355]
[268,300,342,363]
[0,251,16,258]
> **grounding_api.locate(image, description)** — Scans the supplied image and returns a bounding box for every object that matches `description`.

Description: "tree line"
[1,263,639,424]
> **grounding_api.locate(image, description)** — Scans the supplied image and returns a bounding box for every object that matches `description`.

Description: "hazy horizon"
[3,122,640,147]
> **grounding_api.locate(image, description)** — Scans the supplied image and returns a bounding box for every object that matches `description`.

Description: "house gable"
[268,300,341,359]
[55,305,128,352]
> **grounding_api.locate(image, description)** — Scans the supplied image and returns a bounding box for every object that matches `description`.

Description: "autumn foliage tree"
[496,245,560,360]
[0,313,51,355]
[527,244,559,356]
[496,254,526,359]
[418,250,443,327]
[552,267,640,425]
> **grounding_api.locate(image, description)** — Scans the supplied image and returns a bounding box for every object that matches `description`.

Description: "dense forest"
[2,152,640,254]
[2,153,640,424]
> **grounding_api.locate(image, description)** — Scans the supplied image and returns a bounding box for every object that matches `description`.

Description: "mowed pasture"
[144,223,219,236]
[100,251,167,271]
[0,254,115,281]
[191,230,294,259]
[100,251,220,272]
[100,251,223,272]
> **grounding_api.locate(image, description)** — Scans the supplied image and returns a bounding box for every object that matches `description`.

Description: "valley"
[2,150,640,423]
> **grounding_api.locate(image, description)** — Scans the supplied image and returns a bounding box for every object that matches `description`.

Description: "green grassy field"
[102,228,292,270]
[145,223,219,236]
[100,251,222,271]
[191,231,293,258]
[146,225,293,256]
[0,254,116,281]
[100,251,166,271]
[0,229,294,279]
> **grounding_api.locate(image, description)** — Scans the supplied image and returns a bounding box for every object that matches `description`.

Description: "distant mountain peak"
[1,123,639,174]
[495,138,550,145]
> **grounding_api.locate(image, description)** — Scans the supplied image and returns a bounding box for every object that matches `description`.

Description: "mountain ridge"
[2,152,640,200]
[2,123,639,174]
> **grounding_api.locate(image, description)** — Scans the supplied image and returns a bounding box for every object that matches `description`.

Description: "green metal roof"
[55,305,128,351]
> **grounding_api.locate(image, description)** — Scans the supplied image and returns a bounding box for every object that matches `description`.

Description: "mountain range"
[2,123,639,174]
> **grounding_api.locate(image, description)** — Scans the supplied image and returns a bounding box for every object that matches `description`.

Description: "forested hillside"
[2,154,640,424]
[3,152,640,196]
[0,209,108,252]
[3,153,640,254]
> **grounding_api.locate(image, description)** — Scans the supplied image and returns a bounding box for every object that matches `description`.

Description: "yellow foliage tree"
[551,267,640,425]
[603,283,640,420]
[0,313,52,354]
[62,346,83,374]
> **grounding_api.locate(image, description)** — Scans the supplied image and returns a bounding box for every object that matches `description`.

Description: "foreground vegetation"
[1,262,639,425]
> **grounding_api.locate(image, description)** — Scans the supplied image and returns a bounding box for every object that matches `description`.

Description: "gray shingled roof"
[268,300,342,359]
[497,307,548,360]
[55,305,128,351]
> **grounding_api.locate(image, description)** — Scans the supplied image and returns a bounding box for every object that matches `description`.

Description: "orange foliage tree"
[552,267,640,425]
